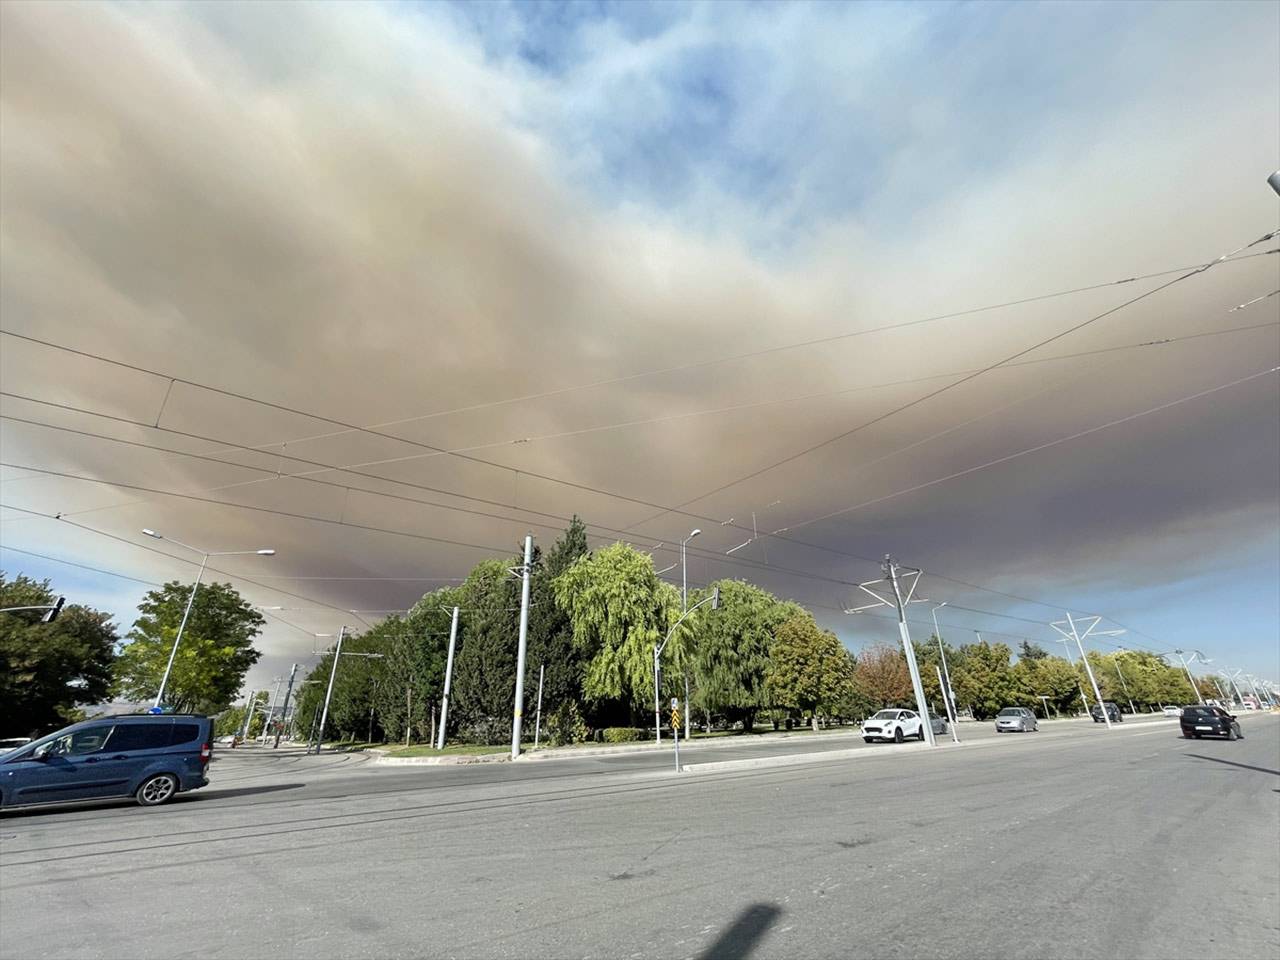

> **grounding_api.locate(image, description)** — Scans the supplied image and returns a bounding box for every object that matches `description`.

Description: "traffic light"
[40,597,65,624]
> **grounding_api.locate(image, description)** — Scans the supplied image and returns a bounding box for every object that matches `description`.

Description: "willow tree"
[691,580,800,732]
[553,542,678,724]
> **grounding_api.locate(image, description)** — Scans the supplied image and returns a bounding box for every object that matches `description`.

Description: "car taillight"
[200,743,211,763]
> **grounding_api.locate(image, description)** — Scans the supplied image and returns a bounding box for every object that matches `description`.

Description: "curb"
[369,750,511,766]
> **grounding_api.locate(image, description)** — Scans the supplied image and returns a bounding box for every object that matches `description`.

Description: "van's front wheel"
[136,773,178,807]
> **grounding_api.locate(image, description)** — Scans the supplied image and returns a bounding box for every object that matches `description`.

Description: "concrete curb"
[369,750,511,766]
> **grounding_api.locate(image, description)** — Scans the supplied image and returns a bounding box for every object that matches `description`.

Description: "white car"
[861,709,925,743]
[1161,705,1182,717]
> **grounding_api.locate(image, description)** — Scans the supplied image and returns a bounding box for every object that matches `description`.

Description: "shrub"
[459,716,508,745]
[545,702,590,747]
[601,726,647,743]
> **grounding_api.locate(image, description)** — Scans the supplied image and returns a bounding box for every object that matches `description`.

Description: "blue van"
[0,714,213,810]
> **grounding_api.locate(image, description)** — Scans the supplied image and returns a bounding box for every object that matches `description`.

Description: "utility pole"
[680,529,700,743]
[313,626,347,754]
[511,534,533,760]
[437,606,459,749]
[261,677,283,743]
[1111,653,1137,715]
[931,603,960,742]
[1050,614,1122,730]
[273,663,298,748]
[238,689,256,741]
[1174,650,1206,705]
[936,666,959,742]
[848,557,935,747]
[534,664,545,750]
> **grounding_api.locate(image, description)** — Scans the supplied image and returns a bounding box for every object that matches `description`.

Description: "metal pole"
[684,675,691,742]
[1224,671,1246,706]
[1068,613,1111,730]
[437,606,459,749]
[511,535,533,760]
[885,557,935,747]
[936,665,959,742]
[534,664,545,750]
[314,626,346,754]
[931,605,960,735]
[154,551,208,708]
[405,685,412,746]
[1112,655,1137,714]
[653,647,662,747]
[274,664,298,748]
[238,690,256,741]
[261,678,282,743]
[672,699,680,772]
[1177,653,1204,705]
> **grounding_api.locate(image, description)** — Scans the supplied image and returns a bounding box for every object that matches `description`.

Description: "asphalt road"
[2,713,1276,959]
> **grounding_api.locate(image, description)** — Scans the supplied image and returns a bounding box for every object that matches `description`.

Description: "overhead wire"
[1,243,1273,647]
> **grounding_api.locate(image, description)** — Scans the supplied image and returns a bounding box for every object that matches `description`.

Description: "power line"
[625,230,1279,528]
[181,250,1279,453]
[0,545,163,587]
[779,365,1280,530]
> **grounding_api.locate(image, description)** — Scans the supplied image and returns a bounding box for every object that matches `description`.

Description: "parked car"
[1161,705,1182,717]
[861,709,924,743]
[0,738,32,756]
[929,714,949,735]
[994,707,1038,733]
[1179,705,1243,740]
[1090,701,1123,723]
[0,714,213,811]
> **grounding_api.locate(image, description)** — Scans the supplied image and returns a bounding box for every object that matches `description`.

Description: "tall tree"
[525,517,589,720]
[854,643,913,708]
[112,580,264,714]
[691,580,799,732]
[1018,641,1050,661]
[554,542,678,723]
[951,642,1017,719]
[451,558,521,742]
[765,614,858,731]
[0,572,117,736]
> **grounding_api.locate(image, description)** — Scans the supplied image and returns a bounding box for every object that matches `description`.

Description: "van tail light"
[200,743,211,764]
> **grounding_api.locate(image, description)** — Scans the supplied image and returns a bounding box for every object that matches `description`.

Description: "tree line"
[2,530,1209,743]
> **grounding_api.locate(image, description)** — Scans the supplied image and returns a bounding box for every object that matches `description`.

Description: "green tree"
[765,614,858,731]
[690,580,799,732]
[554,542,678,723]
[854,642,912,708]
[951,642,1016,719]
[1019,641,1050,661]
[112,580,264,713]
[215,690,269,738]
[525,517,589,721]
[1012,655,1081,716]
[452,558,521,741]
[0,572,117,735]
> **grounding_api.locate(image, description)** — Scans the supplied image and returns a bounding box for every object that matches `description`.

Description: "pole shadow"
[697,903,783,960]
[1185,754,1280,776]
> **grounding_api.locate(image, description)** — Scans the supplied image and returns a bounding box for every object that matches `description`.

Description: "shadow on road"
[189,783,307,802]
[1185,754,1279,776]
[697,903,782,960]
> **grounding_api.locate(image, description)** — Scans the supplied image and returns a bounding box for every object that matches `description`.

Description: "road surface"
[1,713,1276,959]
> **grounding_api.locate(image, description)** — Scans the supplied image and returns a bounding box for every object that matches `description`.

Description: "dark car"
[0,714,213,811]
[1090,701,1123,723]
[1180,705,1243,741]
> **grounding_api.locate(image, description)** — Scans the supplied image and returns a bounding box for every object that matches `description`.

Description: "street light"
[679,528,701,742]
[142,529,275,708]
[0,596,65,622]
[654,586,719,752]
[929,602,960,742]
[1173,649,1209,705]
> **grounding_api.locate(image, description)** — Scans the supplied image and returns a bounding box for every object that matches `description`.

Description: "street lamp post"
[680,529,700,743]
[930,602,960,742]
[0,598,66,622]
[1172,649,1208,705]
[653,587,719,762]
[1050,614,1124,729]
[141,529,274,709]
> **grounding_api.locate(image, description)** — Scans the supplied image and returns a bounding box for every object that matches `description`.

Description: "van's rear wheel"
[136,773,178,807]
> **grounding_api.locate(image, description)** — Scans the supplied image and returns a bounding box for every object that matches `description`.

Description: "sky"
[1,0,1277,704]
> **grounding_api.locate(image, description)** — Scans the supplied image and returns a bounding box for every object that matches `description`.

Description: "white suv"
[861,709,924,743]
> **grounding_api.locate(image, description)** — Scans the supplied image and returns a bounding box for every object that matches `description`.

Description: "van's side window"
[169,723,200,746]
[105,724,173,751]
[44,726,114,757]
